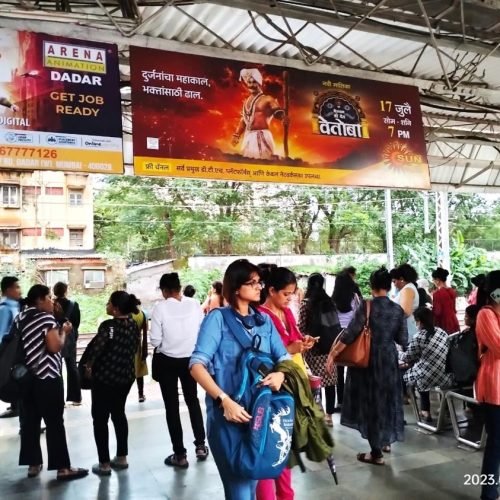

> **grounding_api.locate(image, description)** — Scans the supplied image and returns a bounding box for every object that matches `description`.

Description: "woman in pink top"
[475,270,500,500]
[257,266,315,500]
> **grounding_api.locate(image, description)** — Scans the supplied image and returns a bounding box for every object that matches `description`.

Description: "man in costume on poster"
[232,68,287,160]
[0,50,19,113]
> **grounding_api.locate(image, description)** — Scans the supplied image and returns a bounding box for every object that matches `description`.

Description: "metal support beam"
[423,192,430,234]
[385,189,394,270]
[203,0,500,57]
[1,17,499,105]
[436,191,451,273]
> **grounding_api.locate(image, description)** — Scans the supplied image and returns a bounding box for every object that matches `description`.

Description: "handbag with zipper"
[332,301,372,368]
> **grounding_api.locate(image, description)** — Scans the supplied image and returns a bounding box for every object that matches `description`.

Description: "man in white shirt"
[150,273,207,469]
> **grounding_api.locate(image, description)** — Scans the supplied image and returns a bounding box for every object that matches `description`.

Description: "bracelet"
[215,392,228,407]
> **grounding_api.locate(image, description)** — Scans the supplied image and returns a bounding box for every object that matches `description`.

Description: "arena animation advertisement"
[0,29,123,174]
[130,46,430,189]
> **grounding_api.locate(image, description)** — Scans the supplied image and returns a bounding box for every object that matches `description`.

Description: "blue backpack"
[218,308,295,480]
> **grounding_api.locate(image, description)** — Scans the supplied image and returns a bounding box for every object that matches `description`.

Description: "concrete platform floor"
[0,378,485,500]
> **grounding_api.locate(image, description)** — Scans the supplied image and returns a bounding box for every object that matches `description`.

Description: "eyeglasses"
[243,280,265,289]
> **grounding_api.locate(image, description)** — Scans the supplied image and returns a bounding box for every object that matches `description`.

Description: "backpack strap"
[219,307,255,350]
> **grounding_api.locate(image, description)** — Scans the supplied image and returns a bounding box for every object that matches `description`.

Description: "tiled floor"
[0,379,485,500]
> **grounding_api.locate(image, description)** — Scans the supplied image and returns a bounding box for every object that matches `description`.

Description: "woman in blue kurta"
[190,259,289,500]
[327,267,408,465]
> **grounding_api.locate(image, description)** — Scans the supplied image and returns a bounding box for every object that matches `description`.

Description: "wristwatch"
[215,392,228,407]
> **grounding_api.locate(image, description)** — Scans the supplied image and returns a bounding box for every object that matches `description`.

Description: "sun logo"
[382,142,423,170]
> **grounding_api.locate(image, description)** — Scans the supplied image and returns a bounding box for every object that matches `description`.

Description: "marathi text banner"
[130,46,430,189]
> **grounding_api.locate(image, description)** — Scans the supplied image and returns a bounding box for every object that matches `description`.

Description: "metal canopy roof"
[1,0,500,192]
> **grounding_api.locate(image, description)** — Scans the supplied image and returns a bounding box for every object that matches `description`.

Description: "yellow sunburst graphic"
[382,141,423,170]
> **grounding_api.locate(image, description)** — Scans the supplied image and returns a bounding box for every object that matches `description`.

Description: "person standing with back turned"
[431,267,460,335]
[150,273,208,469]
[53,282,81,406]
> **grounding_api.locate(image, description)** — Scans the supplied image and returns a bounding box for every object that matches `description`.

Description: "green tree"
[262,186,321,254]
[317,188,385,253]
[94,176,173,255]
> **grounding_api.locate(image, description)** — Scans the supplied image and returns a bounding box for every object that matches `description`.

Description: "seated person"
[453,305,479,365]
[400,307,453,421]
[447,305,480,416]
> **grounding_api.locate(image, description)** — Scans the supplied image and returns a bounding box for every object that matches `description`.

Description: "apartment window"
[0,230,19,249]
[22,186,41,203]
[69,229,84,248]
[1,185,19,207]
[83,270,105,289]
[45,186,64,196]
[69,190,83,206]
[44,269,69,288]
[22,227,42,236]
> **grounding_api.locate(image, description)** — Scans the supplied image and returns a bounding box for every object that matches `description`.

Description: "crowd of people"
[0,262,498,500]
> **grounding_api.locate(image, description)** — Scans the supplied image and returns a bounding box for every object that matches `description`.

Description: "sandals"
[195,445,209,461]
[420,411,433,423]
[357,453,385,466]
[57,467,89,481]
[382,445,391,453]
[324,414,334,428]
[138,395,146,403]
[110,457,129,470]
[164,454,189,469]
[92,464,111,477]
[27,465,42,478]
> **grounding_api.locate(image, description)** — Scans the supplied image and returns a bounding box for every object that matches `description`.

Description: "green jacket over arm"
[275,360,334,467]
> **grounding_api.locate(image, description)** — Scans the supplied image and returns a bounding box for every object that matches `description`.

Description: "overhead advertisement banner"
[130,46,430,189]
[0,29,123,174]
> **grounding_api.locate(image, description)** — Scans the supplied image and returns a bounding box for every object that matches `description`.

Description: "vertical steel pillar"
[423,191,430,234]
[436,191,451,272]
[385,189,394,269]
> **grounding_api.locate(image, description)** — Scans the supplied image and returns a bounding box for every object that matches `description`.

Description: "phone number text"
[0,147,57,158]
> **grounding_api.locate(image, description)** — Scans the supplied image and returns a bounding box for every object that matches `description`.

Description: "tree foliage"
[94,177,499,274]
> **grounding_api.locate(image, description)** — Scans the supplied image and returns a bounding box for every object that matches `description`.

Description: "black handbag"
[312,300,343,355]
[0,320,37,403]
[78,335,98,390]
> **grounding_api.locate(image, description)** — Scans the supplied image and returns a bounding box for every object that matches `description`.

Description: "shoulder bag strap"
[364,301,371,332]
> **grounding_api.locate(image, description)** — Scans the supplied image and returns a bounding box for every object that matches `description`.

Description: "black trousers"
[91,381,133,464]
[64,338,81,402]
[324,385,336,415]
[333,365,344,408]
[481,403,500,500]
[420,391,430,412]
[157,354,206,456]
[19,377,71,470]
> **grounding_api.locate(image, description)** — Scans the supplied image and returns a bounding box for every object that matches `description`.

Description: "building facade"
[0,169,119,291]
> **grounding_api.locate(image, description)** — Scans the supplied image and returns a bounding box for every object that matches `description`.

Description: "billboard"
[0,29,123,174]
[130,46,430,189]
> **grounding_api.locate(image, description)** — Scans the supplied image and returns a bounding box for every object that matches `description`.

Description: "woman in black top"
[18,285,88,480]
[83,291,140,476]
